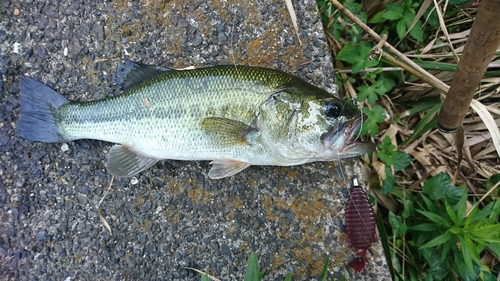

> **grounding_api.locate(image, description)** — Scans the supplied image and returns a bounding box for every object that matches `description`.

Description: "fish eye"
[325,102,340,118]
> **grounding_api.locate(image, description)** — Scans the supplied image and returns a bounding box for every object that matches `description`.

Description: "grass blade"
[419,231,452,249]
[402,102,441,145]
[320,255,330,281]
[244,252,260,281]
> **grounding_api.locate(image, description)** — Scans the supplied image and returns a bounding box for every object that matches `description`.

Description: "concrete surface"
[0,0,390,280]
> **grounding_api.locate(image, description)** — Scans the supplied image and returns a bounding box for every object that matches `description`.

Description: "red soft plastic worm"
[345,177,376,274]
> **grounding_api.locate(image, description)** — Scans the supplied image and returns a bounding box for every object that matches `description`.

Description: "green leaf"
[465,205,480,227]
[409,20,424,42]
[452,251,481,281]
[448,227,461,235]
[445,186,463,205]
[259,269,265,279]
[468,229,496,244]
[200,274,210,281]
[484,173,500,189]
[336,43,379,73]
[396,19,407,40]
[405,97,441,115]
[424,7,439,28]
[469,223,500,239]
[420,193,438,213]
[379,75,396,93]
[284,273,293,281]
[357,78,397,105]
[420,231,452,249]
[402,10,416,26]
[356,85,378,104]
[441,238,453,261]
[487,243,500,259]
[456,189,468,223]
[483,174,500,198]
[361,68,383,80]
[421,247,449,279]
[377,144,399,166]
[332,21,342,41]
[393,152,412,171]
[492,199,500,219]
[389,211,407,234]
[244,252,260,281]
[377,136,396,153]
[416,209,449,226]
[457,236,478,274]
[372,79,390,95]
[382,3,404,20]
[382,165,395,194]
[407,223,440,232]
[402,198,413,218]
[414,230,433,247]
[368,11,386,23]
[481,269,499,281]
[467,202,496,226]
[413,60,458,72]
[445,200,460,226]
[422,173,451,200]
[408,267,419,281]
[360,105,386,137]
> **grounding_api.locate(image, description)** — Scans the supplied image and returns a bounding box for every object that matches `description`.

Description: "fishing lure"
[345,177,376,274]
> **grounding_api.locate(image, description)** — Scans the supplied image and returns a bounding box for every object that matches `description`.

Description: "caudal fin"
[17,77,69,142]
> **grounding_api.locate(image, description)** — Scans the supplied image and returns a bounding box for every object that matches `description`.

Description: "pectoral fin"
[208,159,251,179]
[107,144,159,177]
[201,117,258,146]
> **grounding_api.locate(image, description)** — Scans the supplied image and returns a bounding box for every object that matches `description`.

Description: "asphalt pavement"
[0,0,390,280]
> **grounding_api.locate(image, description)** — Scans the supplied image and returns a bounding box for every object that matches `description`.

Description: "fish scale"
[17,61,374,179]
[58,66,278,158]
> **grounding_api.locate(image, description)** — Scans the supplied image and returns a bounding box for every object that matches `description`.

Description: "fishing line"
[335,99,357,181]
[336,154,345,180]
[334,117,345,180]
[229,9,240,79]
[352,99,363,143]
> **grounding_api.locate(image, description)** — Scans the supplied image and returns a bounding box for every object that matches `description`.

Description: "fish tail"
[17,76,70,142]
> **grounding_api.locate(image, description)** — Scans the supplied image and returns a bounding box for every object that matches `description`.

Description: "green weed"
[370,0,424,42]
[390,173,500,280]
[316,0,500,280]
[199,252,339,281]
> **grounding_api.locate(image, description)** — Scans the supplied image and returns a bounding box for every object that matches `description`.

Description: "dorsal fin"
[113,60,171,90]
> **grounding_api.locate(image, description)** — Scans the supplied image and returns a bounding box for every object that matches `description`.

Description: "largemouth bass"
[17,61,374,179]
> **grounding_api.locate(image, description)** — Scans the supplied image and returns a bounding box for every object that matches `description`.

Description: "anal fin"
[107,144,159,177]
[208,159,251,179]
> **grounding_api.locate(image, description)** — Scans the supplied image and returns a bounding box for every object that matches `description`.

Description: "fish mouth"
[321,116,375,155]
[342,117,376,154]
[345,117,362,144]
[321,117,359,147]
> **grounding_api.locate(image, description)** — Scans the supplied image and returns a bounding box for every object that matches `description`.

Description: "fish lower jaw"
[341,141,376,157]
